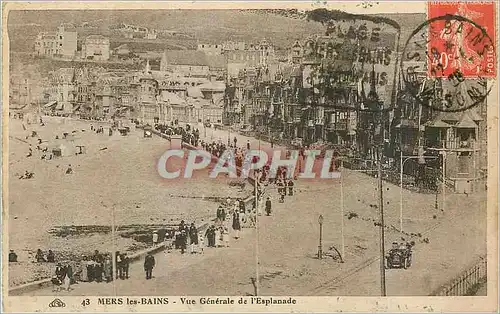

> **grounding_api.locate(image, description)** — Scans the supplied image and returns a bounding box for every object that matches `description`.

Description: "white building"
[34,24,77,58]
[82,35,110,61]
[197,43,223,56]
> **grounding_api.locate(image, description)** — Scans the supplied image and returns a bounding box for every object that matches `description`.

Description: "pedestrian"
[216,206,223,222]
[152,231,159,246]
[246,139,250,150]
[265,197,272,216]
[80,256,88,282]
[232,211,241,239]
[87,260,95,282]
[223,227,230,247]
[47,249,55,263]
[180,229,188,254]
[120,253,129,279]
[205,225,215,247]
[215,227,222,247]
[115,251,122,279]
[198,232,205,254]
[35,249,46,262]
[144,252,155,280]
[233,136,237,147]
[104,256,113,283]
[9,250,18,263]
[189,223,198,254]
[239,199,246,214]
[63,262,72,291]
[288,179,294,196]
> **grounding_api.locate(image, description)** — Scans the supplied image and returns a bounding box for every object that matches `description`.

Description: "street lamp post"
[254,172,260,296]
[340,160,345,260]
[318,214,324,259]
[441,151,446,212]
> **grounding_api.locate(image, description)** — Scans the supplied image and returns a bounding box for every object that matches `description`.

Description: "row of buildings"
[23,23,487,194]
[35,24,110,61]
[38,59,225,126]
[222,37,487,194]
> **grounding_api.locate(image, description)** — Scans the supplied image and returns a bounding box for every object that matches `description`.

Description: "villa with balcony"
[424,110,484,194]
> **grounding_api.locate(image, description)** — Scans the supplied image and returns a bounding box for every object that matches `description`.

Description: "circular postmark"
[401,14,495,112]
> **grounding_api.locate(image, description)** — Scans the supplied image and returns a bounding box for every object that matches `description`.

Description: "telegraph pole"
[254,172,260,296]
[377,141,386,296]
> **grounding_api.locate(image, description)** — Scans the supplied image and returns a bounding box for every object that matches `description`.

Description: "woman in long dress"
[214,227,221,247]
[80,257,88,282]
[103,257,113,282]
[232,211,241,239]
[63,263,72,291]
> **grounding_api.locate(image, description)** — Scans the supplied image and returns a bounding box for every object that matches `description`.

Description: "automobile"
[385,242,413,269]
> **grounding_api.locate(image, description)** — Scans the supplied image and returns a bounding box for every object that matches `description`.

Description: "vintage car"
[385,243,413,269]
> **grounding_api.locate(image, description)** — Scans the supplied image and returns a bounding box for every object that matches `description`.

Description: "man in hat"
[144,252,155,280]
[189,223,199,254]
[121,253,130,279]
[265,197,272,216]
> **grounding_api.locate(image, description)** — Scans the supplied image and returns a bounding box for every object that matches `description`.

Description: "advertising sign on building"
[302,14,401,108]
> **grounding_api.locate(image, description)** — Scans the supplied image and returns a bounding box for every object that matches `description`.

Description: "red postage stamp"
[427,1,496,78]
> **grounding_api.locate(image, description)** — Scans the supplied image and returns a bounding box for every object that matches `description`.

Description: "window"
[60,36,62,40]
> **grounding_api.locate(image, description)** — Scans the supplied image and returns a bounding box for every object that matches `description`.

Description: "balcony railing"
[425,139,478,150]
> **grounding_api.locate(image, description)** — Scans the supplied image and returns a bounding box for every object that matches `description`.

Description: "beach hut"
[50,143,76,157]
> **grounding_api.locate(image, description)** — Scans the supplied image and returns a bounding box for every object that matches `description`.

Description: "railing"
[431,256,487,296]
[426,140,477,150]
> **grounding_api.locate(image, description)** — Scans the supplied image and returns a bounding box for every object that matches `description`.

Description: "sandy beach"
[7,116,251,286]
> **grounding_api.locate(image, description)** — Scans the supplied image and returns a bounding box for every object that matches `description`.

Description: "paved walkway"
[18,123,487,297]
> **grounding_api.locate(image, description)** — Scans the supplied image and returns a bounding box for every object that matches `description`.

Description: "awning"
[425,119,451,128]
[44,100,57,108]
[455,113,477,128]
[467,110,483,122]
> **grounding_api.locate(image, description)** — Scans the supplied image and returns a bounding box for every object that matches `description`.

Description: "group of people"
[78,250,130,283]
[172,221,200,254]
[35,249,55,263]
[51,250,131,291]
[153,122,201,147]
[52,261,74,292]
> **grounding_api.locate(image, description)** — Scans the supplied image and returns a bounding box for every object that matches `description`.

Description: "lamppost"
[317,214,324,259]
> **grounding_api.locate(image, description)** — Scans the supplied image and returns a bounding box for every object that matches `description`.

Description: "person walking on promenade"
[64,262,73,291]
[246,139,251,150]
[215,227,222,247]
[265,197,272,216]
[205,225,216,247]
[232,211,241,239]
[144,253,155,280]
[80,256,89,282]
[223,227,230,247]
[287,179,294,196]
[189,223,198,254]
[121,253,130,279]
[104,256,113,283]
[180,229,187,254]
[115,251,122,279]
[152,231,159,246]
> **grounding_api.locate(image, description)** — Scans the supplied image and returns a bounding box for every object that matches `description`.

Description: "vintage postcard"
[2,1,498,312]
